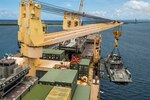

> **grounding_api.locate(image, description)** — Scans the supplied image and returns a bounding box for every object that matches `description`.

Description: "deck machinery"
[12,0,124,100]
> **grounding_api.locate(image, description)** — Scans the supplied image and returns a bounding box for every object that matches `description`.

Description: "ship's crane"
[18,0,123,76]
[110,26,122,57]
[78,0,85,25]
[63,0,84,48]
[79,0,84,14]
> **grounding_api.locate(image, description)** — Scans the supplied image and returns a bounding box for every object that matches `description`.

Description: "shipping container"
[22,84,53,100]
[70,58,91,79]
[72,85,91,100]
[39,69,78,98]
[70,55,81,70]
[82,44,94,60]
[39,69,61,86]
[78,58,91,79]
[86,34,96,44]
[36,70,47,79]
[42,49,65,61]
[80,59,91,66]
[45,86,71,100]
[70,64,79,70]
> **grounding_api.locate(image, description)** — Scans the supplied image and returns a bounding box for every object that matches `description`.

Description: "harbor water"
[0,22,150,100]
[101,23,150,100]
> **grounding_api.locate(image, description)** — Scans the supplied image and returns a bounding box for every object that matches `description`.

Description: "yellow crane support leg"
[18,0,44,76]
[93,34,101,64]
[71,13,81,27]
[63,12,71,30]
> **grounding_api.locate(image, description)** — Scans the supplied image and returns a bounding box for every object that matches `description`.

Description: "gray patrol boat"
[104,53,132,83]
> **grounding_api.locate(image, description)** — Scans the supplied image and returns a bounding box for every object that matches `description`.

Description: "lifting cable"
[33,0,113,22]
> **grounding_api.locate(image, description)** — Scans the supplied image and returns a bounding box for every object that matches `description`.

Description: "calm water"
[101,23,150,100]
[0,23,150,100]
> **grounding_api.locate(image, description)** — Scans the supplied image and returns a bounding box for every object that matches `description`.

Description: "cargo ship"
[0,0,124,100]
[7,34,101,100]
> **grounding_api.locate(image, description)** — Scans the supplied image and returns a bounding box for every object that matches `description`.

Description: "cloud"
[89,0,150,20]
[110,0,150,19]
[124,0,150,12]
[66,3,72,7]
[0,9,18,19]
[90,11,107,17]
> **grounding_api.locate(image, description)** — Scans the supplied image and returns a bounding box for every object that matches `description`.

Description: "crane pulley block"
[113,29,122,48]
[113,30,121,39]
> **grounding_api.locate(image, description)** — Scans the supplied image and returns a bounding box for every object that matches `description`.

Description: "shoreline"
[0,23,62,26]
[0,22,150,26]
[124,22,150,24]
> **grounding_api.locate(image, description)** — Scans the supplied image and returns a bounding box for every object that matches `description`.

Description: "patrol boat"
[104,53,132,83]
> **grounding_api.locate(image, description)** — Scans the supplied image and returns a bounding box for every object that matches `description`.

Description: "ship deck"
[11,57,70,71]
[110,69,132,82]
[90,84,100,100]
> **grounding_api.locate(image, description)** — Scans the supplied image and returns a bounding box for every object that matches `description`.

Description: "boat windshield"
[110,63,123,69]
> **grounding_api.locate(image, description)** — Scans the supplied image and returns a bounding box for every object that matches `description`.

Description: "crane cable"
[33,0,113,22]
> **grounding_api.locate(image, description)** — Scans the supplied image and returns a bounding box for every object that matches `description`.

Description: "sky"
[0,0,150,20]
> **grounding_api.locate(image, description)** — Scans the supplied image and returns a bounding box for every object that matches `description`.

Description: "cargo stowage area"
[39,69,78,98]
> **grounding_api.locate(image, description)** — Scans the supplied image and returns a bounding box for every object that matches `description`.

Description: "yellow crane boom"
[41,22,123,46]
